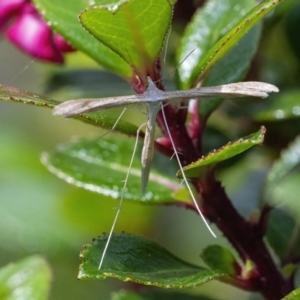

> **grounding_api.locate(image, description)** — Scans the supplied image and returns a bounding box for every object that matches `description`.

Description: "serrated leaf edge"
[177,126,266,177]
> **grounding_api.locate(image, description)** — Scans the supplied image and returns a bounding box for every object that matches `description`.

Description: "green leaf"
[177,126,266,178]
[78,233,227,288]
[0,83,58,107]
[80,0,173,79]
[201,245,238,275]
[281,287,300,300]
[199,25,261,118]
[33,0,133,78]
[176,0,257,89]
[0,256,51,300]
[42,135,178,203]
[0,83,139,136]
[111,289,214,300]
[266,208,300,260]
[255,89,300,121]
[263,136,300,211]
[196,0,283,84]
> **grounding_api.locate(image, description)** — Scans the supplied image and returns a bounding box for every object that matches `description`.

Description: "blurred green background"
[1,1,300,299]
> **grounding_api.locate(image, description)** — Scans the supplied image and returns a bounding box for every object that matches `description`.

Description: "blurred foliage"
[0,256,51,300]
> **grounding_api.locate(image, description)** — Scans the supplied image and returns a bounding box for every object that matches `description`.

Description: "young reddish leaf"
[78,233,227,288]
[177,127,266,178]
[79,0,173,82]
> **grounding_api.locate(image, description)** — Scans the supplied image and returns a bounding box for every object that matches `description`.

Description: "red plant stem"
[154,93,292,299]
[156,105,200,165]
[199,176,292,299]
[148,57,293,297]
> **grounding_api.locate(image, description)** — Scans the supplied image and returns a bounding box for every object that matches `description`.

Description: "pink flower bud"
[53,33,75,53]
[0,0,28,31]
[6,3,64,63]
[156,137,172,149]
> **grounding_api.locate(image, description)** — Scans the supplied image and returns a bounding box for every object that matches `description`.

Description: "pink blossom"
[0,0,27,31]
[0,0,74,63]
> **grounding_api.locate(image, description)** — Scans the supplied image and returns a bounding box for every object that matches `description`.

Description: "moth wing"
[163,81,278,102]
[53,95,142,117]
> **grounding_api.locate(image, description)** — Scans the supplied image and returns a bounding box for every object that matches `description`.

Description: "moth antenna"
[98,121,147,269]
[159,48,196,83]
[97,108,127,140]
[170,150,183,160]
[160,103,216,238]
[161,23,172,78]
[8,44,53,85]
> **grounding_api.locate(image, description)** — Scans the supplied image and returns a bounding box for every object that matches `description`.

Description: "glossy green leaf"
[33,0,133,78]
[78,233,227,288]
[176,0,256,89]
[80,0,172,79]
[196,0,283,84]
[199,25,261,118]
[42,135,179,203]
[263,136,300,210]
[177,127,266,178]
[266,208,300,260]
[0,83,58,107]
[0,83,139,136]
[0,256,51,300]
[111,289,213,300]
[201,245,238,275]
[282,287,300,300]
[255,90,300,121]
